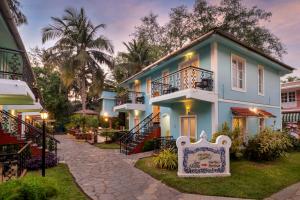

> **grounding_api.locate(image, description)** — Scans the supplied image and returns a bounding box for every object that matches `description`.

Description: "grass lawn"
[27,164,88,200]
[135,152,300,199]
[94,142,119,149]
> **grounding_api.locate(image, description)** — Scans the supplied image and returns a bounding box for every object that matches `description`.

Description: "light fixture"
[104,117,108,122]
[185,52,194,60]
[134,110,139,116]
[26,116,30,120]
[10,109,16,116]
[249,107,258,113]
[103,112,108,117]
[40,109,49,120]
[134,79,139,84]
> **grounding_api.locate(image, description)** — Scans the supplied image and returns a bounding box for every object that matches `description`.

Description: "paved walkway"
[266,182,300,200]
[56,135,248,200]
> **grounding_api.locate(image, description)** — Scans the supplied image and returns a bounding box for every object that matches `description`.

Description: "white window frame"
[179,115,197,141]
[146,78,151,95]
[231,54,246,92]
[258,65,264,96]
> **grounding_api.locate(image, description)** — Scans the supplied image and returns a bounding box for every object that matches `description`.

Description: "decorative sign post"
[176,131,232,177]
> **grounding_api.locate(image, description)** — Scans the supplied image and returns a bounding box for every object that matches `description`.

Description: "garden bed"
[135,152,300,199]
[0,164,88,200]
[94,142,119,149]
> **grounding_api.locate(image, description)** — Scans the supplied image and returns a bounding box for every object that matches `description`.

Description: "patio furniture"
[136,96,145,104]
[195,78,213,91]
[163,86,179,94]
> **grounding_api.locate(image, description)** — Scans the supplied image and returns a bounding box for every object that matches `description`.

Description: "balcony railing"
[0,48,23,80]
[151,66,214,98]
[115,91,145,106]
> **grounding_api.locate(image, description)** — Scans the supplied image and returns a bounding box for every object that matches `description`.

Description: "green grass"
[0,164,88,200]
[94,142,119,149]
[135,152,300,199]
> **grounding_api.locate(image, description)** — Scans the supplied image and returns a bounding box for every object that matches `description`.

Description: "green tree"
[132,0,286,59]
[33,66,71,128]
[7,0,27,26]
[42,7,114,111]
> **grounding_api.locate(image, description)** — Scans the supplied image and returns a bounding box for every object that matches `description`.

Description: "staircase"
[0,110,59,181]
[120,113,160,155]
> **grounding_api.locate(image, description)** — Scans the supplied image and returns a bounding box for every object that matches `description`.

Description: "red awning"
[231,107,275,118]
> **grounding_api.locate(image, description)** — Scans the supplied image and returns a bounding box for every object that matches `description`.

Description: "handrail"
[0,110,59,143]
[152,66,213,83]
[17,141,32,154]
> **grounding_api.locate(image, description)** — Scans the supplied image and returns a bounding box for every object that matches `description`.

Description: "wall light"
[103,112,108,117]
[185,52,194,60]
[10,109,16,116]
[134,110,139,116]
[249,107,258,113]
[134,79,140,84]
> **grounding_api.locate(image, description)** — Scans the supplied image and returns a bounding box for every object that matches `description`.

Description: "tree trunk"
[81,79,87,111]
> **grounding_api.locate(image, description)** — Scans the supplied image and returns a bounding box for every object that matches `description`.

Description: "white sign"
[176,131,232,177]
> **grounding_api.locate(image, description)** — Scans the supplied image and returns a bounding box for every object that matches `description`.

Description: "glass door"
[180,116,196,141]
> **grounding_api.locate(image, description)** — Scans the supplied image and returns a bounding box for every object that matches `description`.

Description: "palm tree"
[117,39,154,77]
[7,0,27,26]
[42,7,114,111]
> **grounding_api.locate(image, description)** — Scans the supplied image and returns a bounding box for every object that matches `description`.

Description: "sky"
[17,0,300,76]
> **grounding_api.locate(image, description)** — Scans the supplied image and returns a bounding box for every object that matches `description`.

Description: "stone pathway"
[266,182,300,200]
[56,135,248,200]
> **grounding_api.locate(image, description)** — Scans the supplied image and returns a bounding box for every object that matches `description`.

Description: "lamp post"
[40,109,48,177]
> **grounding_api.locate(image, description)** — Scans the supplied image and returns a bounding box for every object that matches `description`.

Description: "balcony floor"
[113,103,146,112]
[150,88,218,106]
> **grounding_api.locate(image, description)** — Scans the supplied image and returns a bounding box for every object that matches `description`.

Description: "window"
[258,118,265,131]
[258,65,264,95]
[289,92,296,102]
[231,55,246,91]
[281,93,288,103]
[146,78,151,95]
[282,92,296,103]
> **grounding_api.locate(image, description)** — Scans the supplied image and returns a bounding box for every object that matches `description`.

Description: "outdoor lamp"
[40,109,49,120]
[40,108,48,177]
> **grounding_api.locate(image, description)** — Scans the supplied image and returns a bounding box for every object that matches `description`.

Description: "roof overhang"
[113,103,146,112]
[6,102,42,112]
[231,107,275,118]
[0,79,35,105]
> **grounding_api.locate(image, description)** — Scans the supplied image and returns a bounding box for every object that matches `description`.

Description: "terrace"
[150,66,217,105]
[113,91,146,112]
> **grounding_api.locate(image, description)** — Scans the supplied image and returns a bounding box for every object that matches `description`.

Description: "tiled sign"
[176,131,232,177]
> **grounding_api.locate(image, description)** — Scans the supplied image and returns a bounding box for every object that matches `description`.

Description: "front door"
[232,117,247,141]
[152,105,160,123]
[180,115,196,142]
[161,114,170,137]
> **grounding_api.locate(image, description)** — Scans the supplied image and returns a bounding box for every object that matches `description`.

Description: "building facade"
[115,30,293,145]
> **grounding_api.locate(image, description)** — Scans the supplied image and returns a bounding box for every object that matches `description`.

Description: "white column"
[211,42,219,134]
[21,113,26,137]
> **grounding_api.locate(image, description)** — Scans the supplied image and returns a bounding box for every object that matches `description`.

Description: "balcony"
[113,91,146,112]
[0,48,36,105]
[150,66,217,105]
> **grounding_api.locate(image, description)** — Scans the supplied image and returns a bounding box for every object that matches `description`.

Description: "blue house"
[114,29,293,154]
[100,91,118,118]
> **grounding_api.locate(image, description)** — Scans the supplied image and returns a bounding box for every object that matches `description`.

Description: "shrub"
[142,140,155,152]
[212,122,244,159]
[0,176,57,200]
[153,148,178,170]
[245,128,293,161]
[100,130,125,142]
[26,153,58,170]
[282,129,300,151]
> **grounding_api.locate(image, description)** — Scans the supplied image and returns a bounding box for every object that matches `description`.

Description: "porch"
[150,66,217,105]
[113,91,146,112]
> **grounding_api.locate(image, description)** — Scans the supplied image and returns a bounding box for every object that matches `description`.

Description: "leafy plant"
[100,130,125,142]
[26,153,58,170]
[212,122,244,159]
[245,128,293,161]
[0,176,57,200]
[142,140,155,152]
[153,148,178,170]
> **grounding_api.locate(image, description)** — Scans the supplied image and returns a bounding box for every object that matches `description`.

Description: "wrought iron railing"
[0,110,59,157]
[120,112,160,154]
[153,136,177,153]
[0,142,31,182]
[115,91,145,106]
[0,47,40,102]
[0,48,23,80]
[151,66,214,98]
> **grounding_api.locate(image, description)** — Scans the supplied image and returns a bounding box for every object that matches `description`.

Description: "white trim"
[113,103,146,112]
[218,98,280,109]
[211,42,218,93]
[258,65,264,96]
[150,88,218,104]
[231,54,247,92]
[179,115,197,141]
[146,77,151,95]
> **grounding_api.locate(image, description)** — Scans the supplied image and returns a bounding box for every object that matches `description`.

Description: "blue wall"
[100,91,118,117]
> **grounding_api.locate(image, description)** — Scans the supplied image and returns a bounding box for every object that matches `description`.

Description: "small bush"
[153,148,177,170]
[142,140,155,152]
[26,153,58,170]
[283,130,300,151]
[245,128,293,161]
[212,122,245,159]
[0,176,57,200]
[100,130,125,142]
